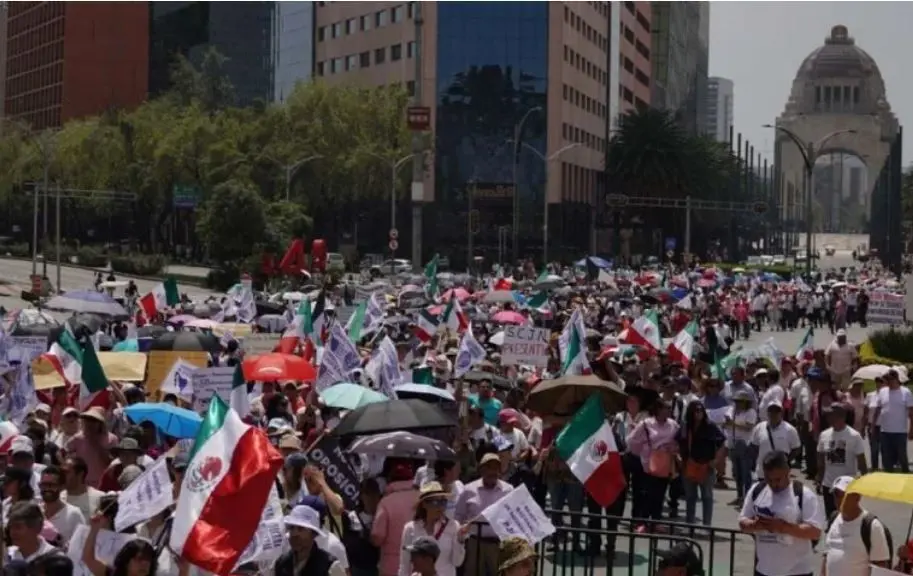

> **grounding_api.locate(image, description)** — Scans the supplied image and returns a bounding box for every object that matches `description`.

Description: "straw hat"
[418,481,447,502]
[498,537,537,573]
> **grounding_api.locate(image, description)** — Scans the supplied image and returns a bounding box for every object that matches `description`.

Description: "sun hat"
[115,437,142,453]
[284,505,326,537]
[278,434,302,451]
[80,407,106,423]
[418,482,447,502]
[498,536,537,572]
[479,453,501,467]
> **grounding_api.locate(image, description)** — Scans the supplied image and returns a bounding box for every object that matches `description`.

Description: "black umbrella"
[256,301,285,317]
[462,370,512,391]
[68,313,105,336]
[150,331,221,353]
[332,399,456,438]
[10,323,54,337]
[347,431,456,461]
[137,325,167,338]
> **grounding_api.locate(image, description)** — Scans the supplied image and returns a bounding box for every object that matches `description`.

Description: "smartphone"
[756,506,775,518]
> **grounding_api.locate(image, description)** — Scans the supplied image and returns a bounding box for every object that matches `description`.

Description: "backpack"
[826,510,893,564]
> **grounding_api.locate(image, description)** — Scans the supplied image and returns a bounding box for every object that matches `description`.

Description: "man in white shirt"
[861,377,887,470]
[739,450,825,576]
[39,466,85,544]
[825,330,857,391]
[61,456,104,521]
[872,369,913,472]
[750,401,801,478]
[816,404,867,518]
[7,501,58,562]
[821,475,891,576]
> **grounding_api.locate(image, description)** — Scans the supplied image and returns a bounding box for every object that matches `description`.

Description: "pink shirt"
[64,432,118,488]
[625,417,680,470]
[372,480,419,576]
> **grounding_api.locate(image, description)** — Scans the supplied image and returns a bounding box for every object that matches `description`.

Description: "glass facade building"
[433,2,548,260]
[274,2,314,102]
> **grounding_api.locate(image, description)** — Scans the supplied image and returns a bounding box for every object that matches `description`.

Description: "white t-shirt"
[817,426,866,488]
[876,386,913,434]
[789,378,812,420]
[725,407,757,446]
[739,482,826,576]
[750,421,801,476]
[502,428,530,460]
[62,488,104,521]
[824,512,891,576]
[45,502,86,543]
[759,385,786,421]
[826,342,857,373]
[865,391,885,427]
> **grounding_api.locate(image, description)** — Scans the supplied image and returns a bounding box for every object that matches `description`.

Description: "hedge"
[109,254,168,276]
[1,244,168,277]
[860,328,913,370]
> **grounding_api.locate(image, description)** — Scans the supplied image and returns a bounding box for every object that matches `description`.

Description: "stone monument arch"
[774,25,898,241]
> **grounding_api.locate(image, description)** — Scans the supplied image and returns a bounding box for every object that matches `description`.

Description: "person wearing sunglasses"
[398,482,469,576]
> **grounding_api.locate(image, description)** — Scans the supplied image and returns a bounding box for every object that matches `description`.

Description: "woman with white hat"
[398,482,467,576]
[274,504,346,576]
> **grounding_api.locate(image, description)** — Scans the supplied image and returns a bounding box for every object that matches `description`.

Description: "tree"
[197,180,267,263]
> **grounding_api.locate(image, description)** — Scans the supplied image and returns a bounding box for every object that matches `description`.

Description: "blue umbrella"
[45,290,128,318]
[112,339,139,352]
[124,403,202,439]
[320,383,389,411]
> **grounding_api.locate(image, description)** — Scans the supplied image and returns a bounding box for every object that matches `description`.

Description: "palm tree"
[606,108,690,198]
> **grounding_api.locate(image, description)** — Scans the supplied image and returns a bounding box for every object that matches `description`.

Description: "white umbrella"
[852,365,909,383]
[483,291,516,304]
[99,280,128,289]
[282,291,306,302]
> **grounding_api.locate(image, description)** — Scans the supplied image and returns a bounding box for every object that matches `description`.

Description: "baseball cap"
[479,453,501,466]
[766,400,783,411]
[836,329,847,337]
[406,536,441,560]
[832,475,856,493]
[9,436,33,457]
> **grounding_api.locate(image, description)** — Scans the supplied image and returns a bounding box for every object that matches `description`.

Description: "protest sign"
[160,358,198,400]
[68,525,136,576]
[146,351,208,398]
[304,434,360,510]
[115,456,174,531]
[480,484,555,544]
[868,291,905,325]
[241,333,281,354]
[33,352,147,390]
[500,326,549,368]
[235,485,285,569]
[192,367,235,412]
[10,336,46,362]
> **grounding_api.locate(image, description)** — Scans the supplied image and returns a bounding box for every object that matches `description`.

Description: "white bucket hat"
[284,505,326,538]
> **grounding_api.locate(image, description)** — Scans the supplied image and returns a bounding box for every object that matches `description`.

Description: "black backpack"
[825,510,893,564]
[750,480,805,510]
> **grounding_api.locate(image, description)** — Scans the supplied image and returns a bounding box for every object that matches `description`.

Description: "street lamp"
[283,155,323,202]
[512,106,543,262]
[507,140,581,263]
[367,152,413,255]
[763,124,857,277]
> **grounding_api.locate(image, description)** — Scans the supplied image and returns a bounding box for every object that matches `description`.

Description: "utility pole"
[410,1,425,271]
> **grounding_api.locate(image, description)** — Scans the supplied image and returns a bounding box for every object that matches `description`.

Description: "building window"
[359,51,370,68]
[407,80,415,96]
[345,18,357,34]
[407,2,415,18]
[332,22,342,38]
[375,47,386,64]
[391,43,402,61]
[843,86,851,108]
[853,86,860,104]
[636,11,650,32]
[635,68,649,87]
[623,87,633,103]
[375,10,388,27]
[623,57,634,73]
[360,14,372,31]
[823,86,832,106]
[316,61,325,76]
[815,86,821,104]
[624,1,635,14]
[624,26,634,43]
[391,5,404,23]
[563,84,568,100]
[346,54,358,70]
[317,26,326,42]
[407,41,417,58]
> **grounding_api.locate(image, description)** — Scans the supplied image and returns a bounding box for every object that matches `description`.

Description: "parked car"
[327,252,346,272]
[824,244,836,256]
[381,259,412,274]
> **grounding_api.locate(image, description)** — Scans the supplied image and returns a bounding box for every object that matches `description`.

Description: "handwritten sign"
[480,484,555,543]
[501,326,549,368]
[115,456,174,531]
[868,291,905,325]
[191,367,235,412]
[304,434,360,510]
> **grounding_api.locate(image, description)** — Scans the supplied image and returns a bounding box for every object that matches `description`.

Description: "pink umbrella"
[491,310,526,325]
[696,278,716,288]
[166,315,198,325]
[185,318,220,330]
[441,288,471,302]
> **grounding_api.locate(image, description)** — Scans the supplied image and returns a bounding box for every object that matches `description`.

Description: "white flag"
[454,327,485,378]
[115,456,174,531]
[480,484,555,544]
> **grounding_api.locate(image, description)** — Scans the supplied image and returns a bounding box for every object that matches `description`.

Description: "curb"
[0,256,211,288]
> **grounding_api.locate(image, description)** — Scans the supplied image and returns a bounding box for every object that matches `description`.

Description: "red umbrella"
[491,310,526,325]
[243,353,317,382]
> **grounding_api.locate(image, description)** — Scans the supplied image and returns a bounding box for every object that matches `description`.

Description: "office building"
[5,2,148,129]
[314,1,611,258]
[650,1,709,135]
[274,2,314,102]
[616,1,652,115]
[705,76,733,142]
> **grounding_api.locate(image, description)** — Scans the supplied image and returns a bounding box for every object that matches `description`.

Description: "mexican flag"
[667,321,698,368]
[424,254,439,299]
[559,309,588,375]
[555,394,625,507]
[412,309,440,342]
[170,396,282,575]
[229,363,250,418]
[42,328,108,408]
[796,327,814,361]
[138,278,179,319]
[441,296,468,334]
[626,309,662,351]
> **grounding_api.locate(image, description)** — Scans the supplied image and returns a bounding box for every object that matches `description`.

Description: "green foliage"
[109,254,168,276]
[197,180,268,263]
[76,247,108,268]
[264,201,313,253]
[865,329,913,365]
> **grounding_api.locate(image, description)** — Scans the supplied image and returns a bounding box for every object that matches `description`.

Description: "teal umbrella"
[320,383,389,411]
[112,339,139,352]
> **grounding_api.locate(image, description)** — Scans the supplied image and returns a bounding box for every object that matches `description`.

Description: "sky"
[709,2,913,166]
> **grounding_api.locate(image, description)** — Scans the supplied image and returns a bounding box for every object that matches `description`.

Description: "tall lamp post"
[367,152,413,257]
[512,106,542,262]
[282,155,323,202]
[507,140,580,263]
[763,124,857,277]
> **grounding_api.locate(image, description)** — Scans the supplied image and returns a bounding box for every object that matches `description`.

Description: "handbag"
[644,424,673,478]
[683,432,710,483]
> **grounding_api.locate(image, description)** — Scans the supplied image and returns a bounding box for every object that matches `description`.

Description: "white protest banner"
[241,333,282,354]
[479,484,555,544]
[160,358,198,400]
[192,366,235,412]
[68,525,136,576]
[868,291,905,325]
[9,336,47,363]
[115,456,174,531]
[234,485,285,569]
[501,326,549,368]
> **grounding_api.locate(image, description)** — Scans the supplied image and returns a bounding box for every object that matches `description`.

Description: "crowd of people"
[0,256,905,576]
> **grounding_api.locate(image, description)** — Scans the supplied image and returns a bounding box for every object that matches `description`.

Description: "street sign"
[173,184,202,208]
[605,194,629,207]
[389,228,399,240]
[388,239,399,251]
[407,106,431,131]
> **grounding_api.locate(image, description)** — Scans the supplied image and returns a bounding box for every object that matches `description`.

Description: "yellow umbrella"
[847,472,913,505]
